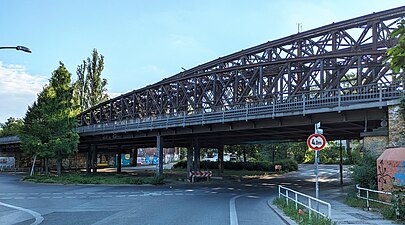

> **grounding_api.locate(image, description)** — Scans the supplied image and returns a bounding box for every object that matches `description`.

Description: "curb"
[267,198,298,225]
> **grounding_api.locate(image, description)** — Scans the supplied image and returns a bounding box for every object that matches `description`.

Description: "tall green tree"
[0,117,24,137]
[21,62,79,176]
[73,48,108,112]
[387,20,405,75]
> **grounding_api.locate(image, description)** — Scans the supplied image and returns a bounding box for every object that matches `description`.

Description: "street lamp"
[0,46,32,53]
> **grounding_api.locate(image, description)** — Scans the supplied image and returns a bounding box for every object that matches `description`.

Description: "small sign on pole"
[308,123,327,202]
[307,133,326,151]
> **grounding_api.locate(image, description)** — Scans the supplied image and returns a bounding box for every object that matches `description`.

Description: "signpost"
[307,122,326,201]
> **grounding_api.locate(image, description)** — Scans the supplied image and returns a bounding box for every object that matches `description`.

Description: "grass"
[23,167,276,186]
[344,187,401,221]
[23,173,165,185]
[273,197,335,225]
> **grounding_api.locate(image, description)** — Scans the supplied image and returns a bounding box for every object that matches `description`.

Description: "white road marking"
[229,193,251,225]
[0,201,43,225]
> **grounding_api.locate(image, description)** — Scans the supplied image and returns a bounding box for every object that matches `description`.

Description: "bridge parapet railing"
[77,82,403,134]
[0,136,21,144]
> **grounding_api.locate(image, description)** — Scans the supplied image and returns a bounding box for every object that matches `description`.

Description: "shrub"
[275,159,298,172]
[173,159,298,172]
[350,155,378,189]
[149,175,165,185]
[173,160,187,169]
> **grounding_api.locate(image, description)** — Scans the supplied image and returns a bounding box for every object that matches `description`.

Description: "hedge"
[173,159,298,172]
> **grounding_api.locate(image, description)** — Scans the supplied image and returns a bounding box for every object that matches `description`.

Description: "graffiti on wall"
[394,161,405,186]
[377,160,393,191]
[0,157,15,170]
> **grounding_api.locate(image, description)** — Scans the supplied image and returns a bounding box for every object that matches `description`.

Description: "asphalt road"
[0,164,349,225]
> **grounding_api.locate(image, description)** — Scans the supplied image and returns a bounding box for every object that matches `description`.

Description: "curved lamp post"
[0,46,32,53]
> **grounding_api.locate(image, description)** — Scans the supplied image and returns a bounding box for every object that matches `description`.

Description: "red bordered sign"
[307,134,326,151]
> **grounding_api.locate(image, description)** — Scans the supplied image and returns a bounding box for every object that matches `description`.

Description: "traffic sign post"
[307,123,326,202]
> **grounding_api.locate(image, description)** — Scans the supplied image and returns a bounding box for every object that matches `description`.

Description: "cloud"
[0,61,48,122]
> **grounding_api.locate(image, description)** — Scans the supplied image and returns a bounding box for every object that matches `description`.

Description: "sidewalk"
[269,186,399,225]
[267,164,400,225]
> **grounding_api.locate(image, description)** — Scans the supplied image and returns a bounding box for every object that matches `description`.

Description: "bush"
[173,159,298,172]
[275,159,298,172]
[149,175,165,185]
[173,160,187,169]
[350,155,378,189]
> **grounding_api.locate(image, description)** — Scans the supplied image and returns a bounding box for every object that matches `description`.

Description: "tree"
[387,20,405,75]
[21,62,79,176]
[0,117,24,137]
[73,48,108,112]
[225,144,262,162]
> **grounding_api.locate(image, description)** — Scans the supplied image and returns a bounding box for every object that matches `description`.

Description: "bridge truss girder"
[80,6,405,126]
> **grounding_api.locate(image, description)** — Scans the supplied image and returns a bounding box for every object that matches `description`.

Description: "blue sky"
[0,0,404,123]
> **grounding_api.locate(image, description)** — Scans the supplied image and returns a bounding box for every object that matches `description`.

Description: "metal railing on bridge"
[77,82,403,135]
[0,136,21,145]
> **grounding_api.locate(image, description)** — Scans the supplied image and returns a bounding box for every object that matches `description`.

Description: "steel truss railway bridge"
[1,6,404,175]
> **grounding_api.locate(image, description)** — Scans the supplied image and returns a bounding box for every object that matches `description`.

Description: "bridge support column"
[157,135,164,176]
[117,146,122,174]
[91,144,97,174]
[388,104,405,147]
[187,146,193,178]
[218,146,224,175]
[86,145,91,176]
[131,148,138,167]
[193,138,200,171]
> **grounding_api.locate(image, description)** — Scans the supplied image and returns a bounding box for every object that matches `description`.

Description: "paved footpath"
[267,165,400,225]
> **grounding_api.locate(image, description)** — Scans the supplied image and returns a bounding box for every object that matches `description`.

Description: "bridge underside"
[79,107,385,150]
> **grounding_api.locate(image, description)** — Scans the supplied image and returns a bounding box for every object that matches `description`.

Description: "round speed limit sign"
[307,134,326,151]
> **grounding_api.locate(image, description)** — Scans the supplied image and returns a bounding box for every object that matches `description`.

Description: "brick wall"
[363,136,388,156]
[388,105,405,147]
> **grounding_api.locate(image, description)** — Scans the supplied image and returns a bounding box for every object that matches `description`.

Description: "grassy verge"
[344,187,399,221]
[273,197,335,225]
[23,173,165,185]
[23,168,279,185]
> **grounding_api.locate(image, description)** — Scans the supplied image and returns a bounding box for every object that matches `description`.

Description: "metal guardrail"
[77,83,403,135]
[278,185,332,219]
[355,184,405,218]
[356,184,398,208]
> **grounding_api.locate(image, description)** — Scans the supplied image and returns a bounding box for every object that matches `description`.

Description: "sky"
[0,0,404,123]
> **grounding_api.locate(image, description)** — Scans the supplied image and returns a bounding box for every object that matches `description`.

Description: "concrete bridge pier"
[91,144,97,174]
[131,148,137,167]
[117,145,122,174]
[86,144,91,175]
[217,146,224,175]
[192,138,200,171]
[156,135,164,176]
[186,146,193,178]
